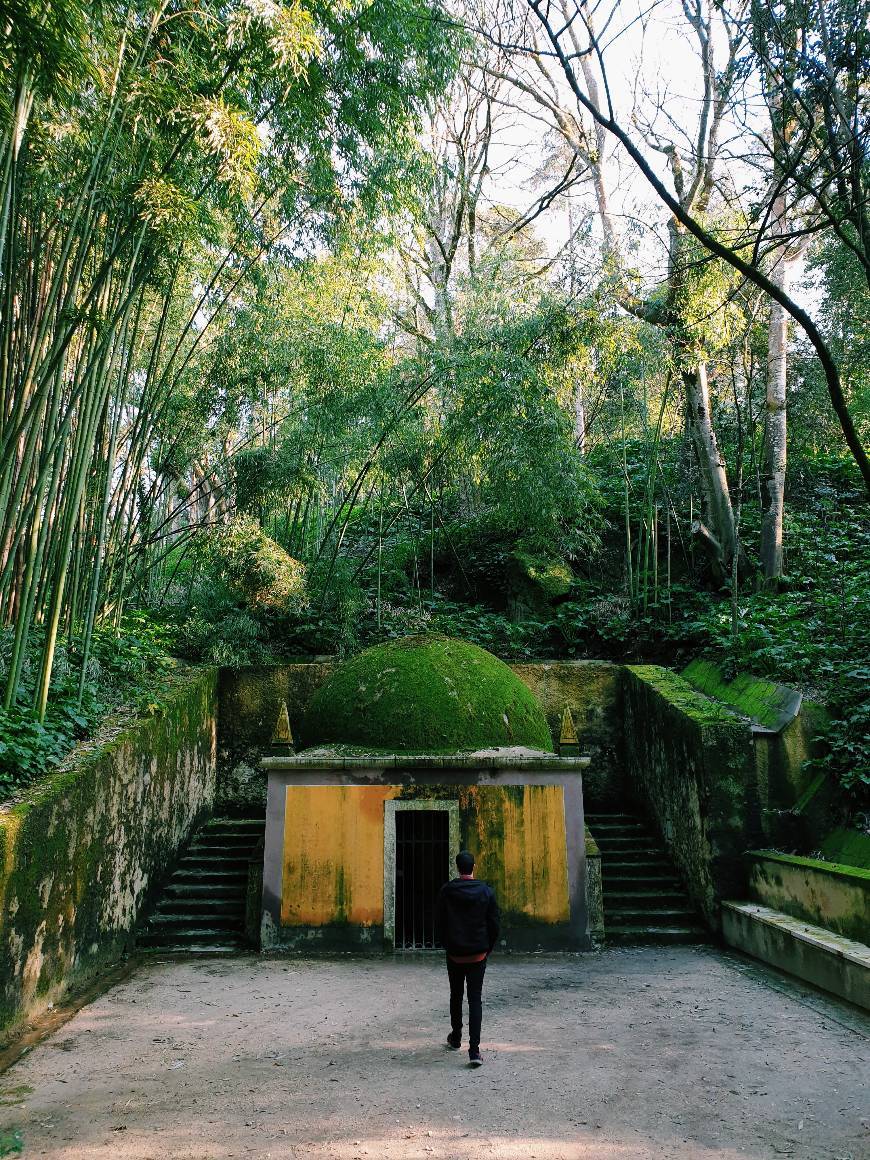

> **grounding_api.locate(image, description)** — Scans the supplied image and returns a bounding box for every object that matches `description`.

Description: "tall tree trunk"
[760,72,793,585]
[684,361,737,576]
[573,378,586,454]
[760,271,788,583]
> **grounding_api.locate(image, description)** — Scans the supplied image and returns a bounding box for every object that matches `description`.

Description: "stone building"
[260,636,591,951]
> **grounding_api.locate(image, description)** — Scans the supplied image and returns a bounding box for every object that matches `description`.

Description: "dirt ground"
[2,946,869,1160]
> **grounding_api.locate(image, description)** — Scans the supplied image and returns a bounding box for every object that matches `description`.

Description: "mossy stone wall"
[821,828,870,870]
[623,665,757,928]
[0,669,218,1042]
[511,661,623,805]
[218,663,334,809]
[219,660,624,808]
[682,660,832,840]
[747,851,870,943]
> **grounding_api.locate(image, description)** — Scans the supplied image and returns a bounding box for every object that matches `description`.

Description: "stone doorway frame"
[383,799,460,951]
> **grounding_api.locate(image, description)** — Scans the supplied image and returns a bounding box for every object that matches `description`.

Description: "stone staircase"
[138,817,264,952]
[586,812,707,944]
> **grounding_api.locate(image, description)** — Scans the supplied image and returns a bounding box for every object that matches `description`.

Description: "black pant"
[447,957,487,1051]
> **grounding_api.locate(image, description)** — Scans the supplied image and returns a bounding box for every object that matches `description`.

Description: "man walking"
[434,850,500,1068]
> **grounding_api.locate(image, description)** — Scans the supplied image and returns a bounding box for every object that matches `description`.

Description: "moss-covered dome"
[302,635,553,753]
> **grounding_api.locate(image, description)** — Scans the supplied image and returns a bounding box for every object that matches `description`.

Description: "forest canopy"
[0,0,868,809]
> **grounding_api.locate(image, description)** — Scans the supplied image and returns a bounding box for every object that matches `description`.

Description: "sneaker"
[468,1050,483,1068]
[446,1032,461,1050]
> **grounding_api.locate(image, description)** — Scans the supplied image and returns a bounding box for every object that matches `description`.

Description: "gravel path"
[2,946,868,1159]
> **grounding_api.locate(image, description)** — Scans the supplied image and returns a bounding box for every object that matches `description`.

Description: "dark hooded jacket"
[434,878,500,957]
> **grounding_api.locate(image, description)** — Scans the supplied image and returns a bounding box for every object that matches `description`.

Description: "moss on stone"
[302,636,553,753]
[749,849,870,882]
[625,665,741,727]
[820,828,870,871]
[0,667,218,1041]
[682,659,802,731]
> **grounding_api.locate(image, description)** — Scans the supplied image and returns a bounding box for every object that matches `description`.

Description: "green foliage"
[439,300,603,555]
[194,516,306,614]
[671,226,750,360]
[0,1127,24,1157]
[807,240,870,438]
[167,518,308,667]
[0,614,175,799]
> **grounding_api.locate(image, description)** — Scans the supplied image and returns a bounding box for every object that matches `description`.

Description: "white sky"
[454,0,775,290]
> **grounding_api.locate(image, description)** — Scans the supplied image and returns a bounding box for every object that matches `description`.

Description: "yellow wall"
[280,783,570,929]
[281,785,399,926]
[464,785,570,923]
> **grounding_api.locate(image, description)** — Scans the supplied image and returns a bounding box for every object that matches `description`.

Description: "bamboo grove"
[0,0,454,721]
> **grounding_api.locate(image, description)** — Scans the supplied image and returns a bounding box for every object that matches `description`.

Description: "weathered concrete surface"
[623,666,757,929]
[217,664,334,809]
[723,901,870,1011]
[681,658,834,849]
[507,662,623,805]
[747,852,870,944]
[3,948,868,1159]
[0,669,218,1041]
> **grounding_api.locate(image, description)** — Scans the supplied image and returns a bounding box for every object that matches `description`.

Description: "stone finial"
[559,706,579,755]
[271,700,295,754]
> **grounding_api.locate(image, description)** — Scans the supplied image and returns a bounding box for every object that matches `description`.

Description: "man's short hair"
[456,850,475,874]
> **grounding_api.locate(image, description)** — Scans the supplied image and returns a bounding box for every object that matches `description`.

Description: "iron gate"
[394,808,450,950]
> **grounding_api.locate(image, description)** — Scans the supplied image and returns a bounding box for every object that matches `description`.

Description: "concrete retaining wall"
[681,658,834,848]
[747,852,870,944]
[723,902,870,1011]
[0,668,218,1041]
[622,665,757,929]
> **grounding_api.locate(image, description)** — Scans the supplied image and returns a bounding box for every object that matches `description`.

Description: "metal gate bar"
[395,809,449,949]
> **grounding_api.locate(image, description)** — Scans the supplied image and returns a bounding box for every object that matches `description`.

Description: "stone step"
[147,911,245,930]
[594,833,659,844]
[604,906,700,925]
[603,890,689,907]
[598,849,664,862]
[172,867,248,883]
[177,849,251,867]
[603,863,677,872]
[594,834,655,845]
[184,842,256,857]
[586,819,648,831]
[155,897,245,918]
[164,881,246,900]
[192,835,261,850]
[594,835,660,848]
[606,884,684,902]
[204,817,265,829]
[140,942,250,954]
[606,924,708,945]
[138,928,250,950]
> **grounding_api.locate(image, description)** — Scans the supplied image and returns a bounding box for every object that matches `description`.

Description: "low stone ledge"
[262,748,590,772]
[747,851,870,944]
[722,901,870,1011]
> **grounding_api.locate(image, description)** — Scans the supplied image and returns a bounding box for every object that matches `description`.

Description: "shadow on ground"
[2,947,868,1159]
